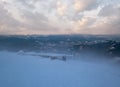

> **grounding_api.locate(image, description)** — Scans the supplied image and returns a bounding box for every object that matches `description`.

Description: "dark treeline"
[0,35,120,57]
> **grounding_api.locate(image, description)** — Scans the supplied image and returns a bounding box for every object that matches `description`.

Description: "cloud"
[56,1,67,16]
[93,4,120,34]
[0,3,23,34]
[98,5,120,17]
[0,0,59,35]
[69,1,120,35]
[73,0,98,12]
[0,0,120,35]
[90,17,120,35]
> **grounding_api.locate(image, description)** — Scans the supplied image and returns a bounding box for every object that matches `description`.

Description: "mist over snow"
[0,35,120,87]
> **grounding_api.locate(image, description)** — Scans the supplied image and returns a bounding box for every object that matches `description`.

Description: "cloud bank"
[0,0,120,35]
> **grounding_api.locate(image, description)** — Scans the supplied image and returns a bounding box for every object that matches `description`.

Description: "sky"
[0,0,120,35]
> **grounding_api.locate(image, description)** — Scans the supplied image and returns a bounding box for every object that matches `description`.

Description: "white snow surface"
[0,51,120,87]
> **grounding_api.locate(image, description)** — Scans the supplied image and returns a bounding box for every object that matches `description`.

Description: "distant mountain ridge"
[0,35,120,57]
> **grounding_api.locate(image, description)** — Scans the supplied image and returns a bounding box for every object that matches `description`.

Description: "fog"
[0,51,120,87]
[0,35,120,87]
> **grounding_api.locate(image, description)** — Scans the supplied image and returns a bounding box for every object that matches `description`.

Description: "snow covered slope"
[0,51,120,87]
